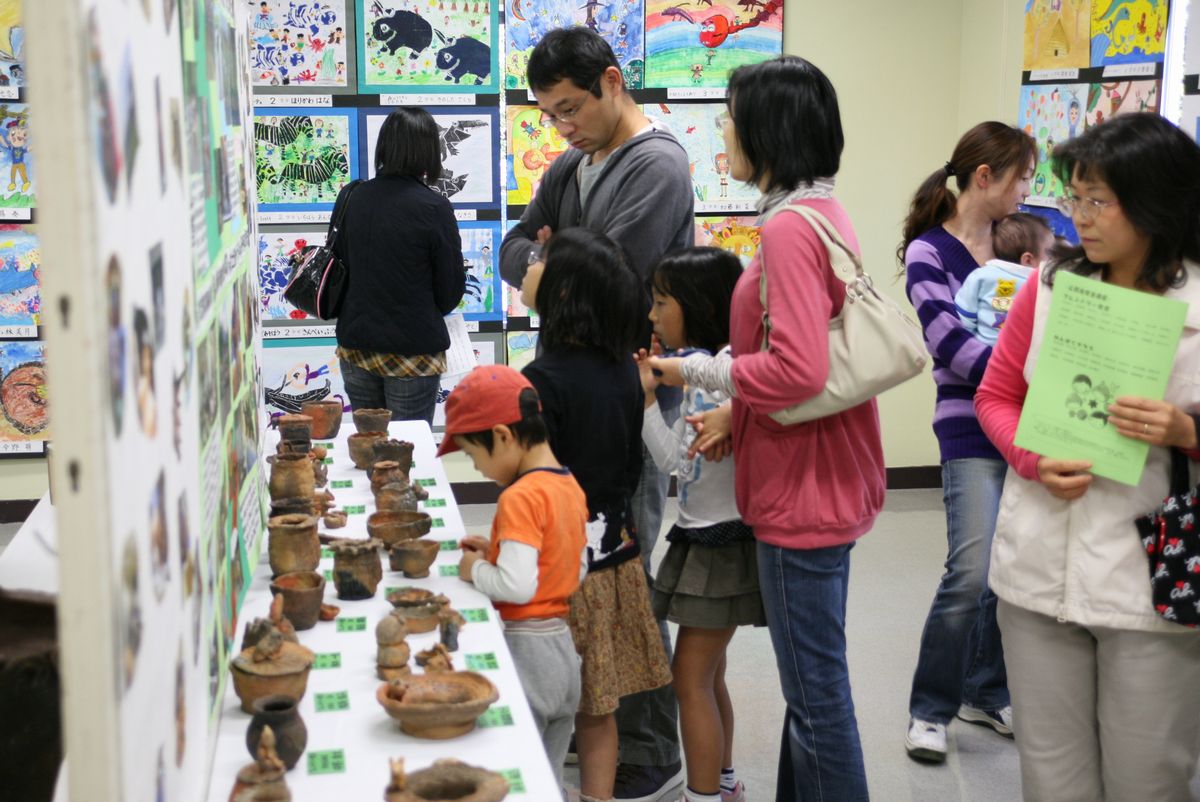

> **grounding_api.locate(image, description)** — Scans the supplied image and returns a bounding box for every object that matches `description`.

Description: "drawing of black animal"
[437,119,487,161]
[434,34,490,84]
[432,169,468,199]
[255,115,313,147]
[373,10,433,59]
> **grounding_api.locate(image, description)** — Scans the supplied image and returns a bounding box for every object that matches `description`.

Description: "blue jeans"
[339,358,440,426]
[758,540,868,802]
[908,458,1009,724]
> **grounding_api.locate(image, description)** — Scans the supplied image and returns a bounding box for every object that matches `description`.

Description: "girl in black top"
[332,108,465,425]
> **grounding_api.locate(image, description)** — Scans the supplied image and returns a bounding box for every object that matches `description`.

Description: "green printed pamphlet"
[1014,271,1187,485]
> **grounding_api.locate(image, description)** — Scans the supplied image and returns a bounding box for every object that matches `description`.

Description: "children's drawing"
[0,339,47,447]
[249,1,349,87]
[1090,0,1167,66]
[506,330,538,371]
[0,0,25,92]
[649,102,758,211]
[261,338,347,417]
[0,224,40,331]
[644,0,781,88]
[433,338,495,429]
[361,107,498,206]
[1018,83,1088,203]
[1083,78,1160,126]
[255,109,357,212]
[0,102,32,208]
[505,0,645,89]
[694,215,760,265]
[1018,203,1078,244]
[357,0,498,93]
[506,106,567,206]
[1022,0,1091,71]
[458,221,502,320]
[256,230,327,320]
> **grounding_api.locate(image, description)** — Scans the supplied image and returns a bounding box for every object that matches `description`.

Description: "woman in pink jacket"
[652,55,885,802]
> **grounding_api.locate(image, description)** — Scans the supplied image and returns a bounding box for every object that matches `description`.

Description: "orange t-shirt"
[486,468,587,621]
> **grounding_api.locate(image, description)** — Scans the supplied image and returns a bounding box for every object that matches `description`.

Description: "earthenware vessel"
[384,758,508,802]
[276,414,313,443]
[353,407,392,434]
[369,461,405,492]
[375,672,499,739]
[269,571,326,631]
[274,439,312,456]
[373,481,419,513]
[246,695,307,771]
[267,515,320,577]
[229,724,291,801]
[267,453,314,502]
[329,538,383,600]
[348,432,388,470]
[300,399,343,439]
[387,539,439,578]
[372,439,414,474]
[376,615,411,682]
[230,628,315,714]
[269,497,312,518]
[367,510,423,547]
[385,598,443,634]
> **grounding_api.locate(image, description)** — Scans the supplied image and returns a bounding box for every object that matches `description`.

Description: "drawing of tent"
[1045,17,1071,60]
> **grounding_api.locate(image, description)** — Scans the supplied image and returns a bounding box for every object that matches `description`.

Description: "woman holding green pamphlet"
[975,113,1200,802]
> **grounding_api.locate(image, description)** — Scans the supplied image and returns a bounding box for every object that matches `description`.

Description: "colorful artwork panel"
[648,102,758,211]
[459,221,502,320]
[1083,78,1160,125]
[1018,203,1078,244]
[505,0,645,89]
[693,215,759,265]
[1090,0,1167,66]
[255,108,358,212]
[644,0,781,88]
[0,339,46,450]
[357,0,499,93]
[256,230,327,321]
[1018,82,1089,203]
[433,336,495,428]
[248,0,350,87]
[0,0,25,94]
[506,330,538,371]
[506,105,567,206]
[261,336,347,418]
[361,106,499,207]
[1022,0,1091,71]
[0,101,32,209]
[0,224,40,333]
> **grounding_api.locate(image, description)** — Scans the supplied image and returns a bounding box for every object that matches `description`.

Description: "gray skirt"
[652,532,766,628]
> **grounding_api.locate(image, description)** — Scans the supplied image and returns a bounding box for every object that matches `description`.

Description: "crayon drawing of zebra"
[255,112,353,206]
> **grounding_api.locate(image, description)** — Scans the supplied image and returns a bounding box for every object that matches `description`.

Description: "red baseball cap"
[436,365,541,456]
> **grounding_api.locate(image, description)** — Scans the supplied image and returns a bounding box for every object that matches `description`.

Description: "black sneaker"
[565,733,578,765]
[612,760,684,802]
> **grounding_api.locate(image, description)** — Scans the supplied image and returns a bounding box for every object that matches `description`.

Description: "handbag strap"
[325,179,364,250]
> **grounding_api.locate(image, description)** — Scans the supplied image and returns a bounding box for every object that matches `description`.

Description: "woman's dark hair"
[457,388,548,453]
[897,121,1035,265]
[650,247,742,354]
[535,227,641,362]
[374,107,442,183]
[725,56,843,196]
[527,27,619,97]
[1044,113,1200,292]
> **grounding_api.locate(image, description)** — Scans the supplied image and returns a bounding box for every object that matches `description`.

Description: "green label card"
[313,652,342,670]
[499,769,525,793]
[461,608,489,623]
[439,564,460,577]
[336,617,367,633]
[314,691,350,712]
[423,498,447,508]
[324,569,333,581]
[322,458,334,465]
[344,504,366,515]
[477,706,514,728]
[307,749,346,775]
[417,478,436,487]
[321,548,334,559]
[317,442,334,449]
[438,539,458,552]
[331,479,353,489]
[465,652,499,671]
[432,517,444,529]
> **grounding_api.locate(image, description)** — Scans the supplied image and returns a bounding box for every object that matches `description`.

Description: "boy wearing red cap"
[438,365,588,795]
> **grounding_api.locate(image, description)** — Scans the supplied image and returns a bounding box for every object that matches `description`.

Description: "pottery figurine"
[322,511,348,530]
[276,414,313,443]
[310,457,328,489]
[267,595,299,643]
[267,515,320,577]
[373,481,420,513]
[328,538,383,600]
[300,399,343,440]
[353,407,392,434]
[246,695,307,771]
[415,643,453,673]
[375,672,500,740]
[439,616,460,653]
[268,454,315,502]
[230,627,315,714]
[384,758,508,802]
[369,461,405,492]
[387,539,439,578]
[372,439,415,474]
[229,725,292,802]
[376,615,411,681]
[269,571,326,631]
[410,480,429,502]
[348,432,388,470]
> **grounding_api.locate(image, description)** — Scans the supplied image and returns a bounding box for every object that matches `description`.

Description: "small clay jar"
[373,481,419,513]
[372,439,414,474]
[268,454,315,502]
[387,539,439,578]
[276,414,313,443]
[348,432,387,470]
[300,399,343,440]
[369,461,406,492]
[352,407,392,434]
[246,695,308,771]
[269,571,326,630]
[367,510,422,547]
[267,515,320,577]
[270,497,312,518]
[329,538,383,600]
[230,630,315,714]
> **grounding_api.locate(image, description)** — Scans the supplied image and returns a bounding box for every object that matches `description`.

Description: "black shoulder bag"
[1134,446,1200,628]
[283,179,363,320]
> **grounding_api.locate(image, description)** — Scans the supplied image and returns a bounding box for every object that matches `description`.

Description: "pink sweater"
[728,199,885,549]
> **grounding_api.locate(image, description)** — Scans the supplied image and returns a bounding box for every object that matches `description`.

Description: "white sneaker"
[957,704,1014,738]
[905,718,948,763]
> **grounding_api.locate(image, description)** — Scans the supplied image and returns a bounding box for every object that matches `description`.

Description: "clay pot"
[373,482,419,513]
[353,407,392,434]
[375,672,500,739]
[300,399,343,440]
[276,414,313,443]
[385,759,509,802]
[275,438,312,456]
[230,639,315,714]
[386,601,443,634]
[268,454,315,502]
[387,539,439,578]
[367,510,428,547]
[373,439,414,474]
[270,497,312,518]
[245,695,307,771]
[267,515,320,577]
[269,571,326,631]
[386,587,437,607]
[328,538,383,600]
[369,461,406,491]
[348,432,388,470]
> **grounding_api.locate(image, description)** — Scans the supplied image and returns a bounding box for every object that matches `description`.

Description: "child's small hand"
[686,402,733,461]
[648,356,685,387]
[535,225,553,245]
[459,535,490,553]
[633,348,659,403]
[459,550,482,582]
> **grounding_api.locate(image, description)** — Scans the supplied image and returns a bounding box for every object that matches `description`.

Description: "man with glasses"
[499,26,693,802]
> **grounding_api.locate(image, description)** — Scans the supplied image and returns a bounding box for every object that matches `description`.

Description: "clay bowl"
[300,399,343,440]
[348,431,388,470]
[269,571,326,630]
[388,539,440,578]
[368,510,430,547]
[387,587,437,608]
[353,407,392,434]
[387,600,443,635]
[387,760,509,802]
[375,672,500,739]
[230,641,315,714]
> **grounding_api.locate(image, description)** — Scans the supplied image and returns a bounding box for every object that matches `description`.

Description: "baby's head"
[993,212,1054,268]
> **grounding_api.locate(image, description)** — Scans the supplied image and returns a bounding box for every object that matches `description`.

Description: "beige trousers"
[998,600,1200,802]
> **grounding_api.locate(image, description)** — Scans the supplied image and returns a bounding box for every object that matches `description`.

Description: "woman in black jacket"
[332,107,466,425]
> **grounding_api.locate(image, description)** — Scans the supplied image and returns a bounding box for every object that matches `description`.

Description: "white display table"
[205,420,559,801]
